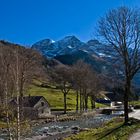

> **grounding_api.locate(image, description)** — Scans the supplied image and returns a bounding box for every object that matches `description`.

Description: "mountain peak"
[61,35,81,43]
[64,35,79,40]
[87,39,100,46]
[34,39,53,46]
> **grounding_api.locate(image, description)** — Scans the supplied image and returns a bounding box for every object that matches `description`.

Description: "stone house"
[10,96,51,119]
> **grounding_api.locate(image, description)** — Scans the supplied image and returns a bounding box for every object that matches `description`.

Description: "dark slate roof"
[10,96,48,107]
[105,92,123,102]
[96,99,111,104]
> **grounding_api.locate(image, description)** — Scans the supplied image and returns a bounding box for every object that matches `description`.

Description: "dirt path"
[129,109,140,120]
[129,129,140,140]
[129,109,140,140]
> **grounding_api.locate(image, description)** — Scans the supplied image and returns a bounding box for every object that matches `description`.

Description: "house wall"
[23,107,38,119]
[111,101,123,107]
[111,102,115,107]
[34,97,51,118]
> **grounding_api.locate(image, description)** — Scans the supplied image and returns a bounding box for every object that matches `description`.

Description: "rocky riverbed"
[24,114,118,140]
[0,110,123,140]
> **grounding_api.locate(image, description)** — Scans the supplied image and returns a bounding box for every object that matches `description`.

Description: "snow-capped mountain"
[32,36,86,58]
[32,36,114,59]
[32,36,116,75]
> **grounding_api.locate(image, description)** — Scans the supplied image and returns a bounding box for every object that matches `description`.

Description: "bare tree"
[97,7,140,123]
[0,45,13,139]
[17,48,42,98]
[0,41,44,139]
[12,46,43,139]
[71,60,100,112]
[88,74,102,109]
[71,60,85,112]
[15,47,21,140]
[49,65,72,114]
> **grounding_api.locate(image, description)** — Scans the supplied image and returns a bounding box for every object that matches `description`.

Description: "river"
[24,114,119,140]
[0,112,122,140]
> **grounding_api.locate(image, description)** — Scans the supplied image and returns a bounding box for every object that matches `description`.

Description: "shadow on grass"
[97,124,124,140]
[97,118,140,140]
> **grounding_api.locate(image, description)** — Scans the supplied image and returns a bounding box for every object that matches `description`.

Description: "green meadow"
[27,85,106,110]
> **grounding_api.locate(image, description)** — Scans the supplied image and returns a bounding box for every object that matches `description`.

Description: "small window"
[41,102,44,106]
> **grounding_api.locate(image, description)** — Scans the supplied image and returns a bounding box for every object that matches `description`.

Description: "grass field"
[65,118,140,140]
[129,101,140,106]
[27,85,76,109]
[27,85,107,110]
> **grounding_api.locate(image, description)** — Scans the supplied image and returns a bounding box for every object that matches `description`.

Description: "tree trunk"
[85,95,88,112]
[82,96,85,111]
[91,96,95,109]
[5,65,12,140]
[17,95,20,140]
[19,75,24,120]
[16,49,20,140]
[63,93,67,114]
[124,77,131,124]
[5,79,12,140]
[80,90,82,112]
[76,91,79,113]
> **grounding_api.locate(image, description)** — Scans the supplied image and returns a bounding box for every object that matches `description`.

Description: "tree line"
[48,60,103,114]
[0,41,43,139]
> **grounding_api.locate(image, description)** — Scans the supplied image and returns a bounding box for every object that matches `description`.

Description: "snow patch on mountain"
[51,40,55,43]
[67,45,73,49]
[82,50,89,53]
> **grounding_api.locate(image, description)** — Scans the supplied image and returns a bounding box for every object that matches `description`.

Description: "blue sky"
[0,0,139,46]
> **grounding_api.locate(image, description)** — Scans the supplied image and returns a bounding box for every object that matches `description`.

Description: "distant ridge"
[32,36,140,86]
